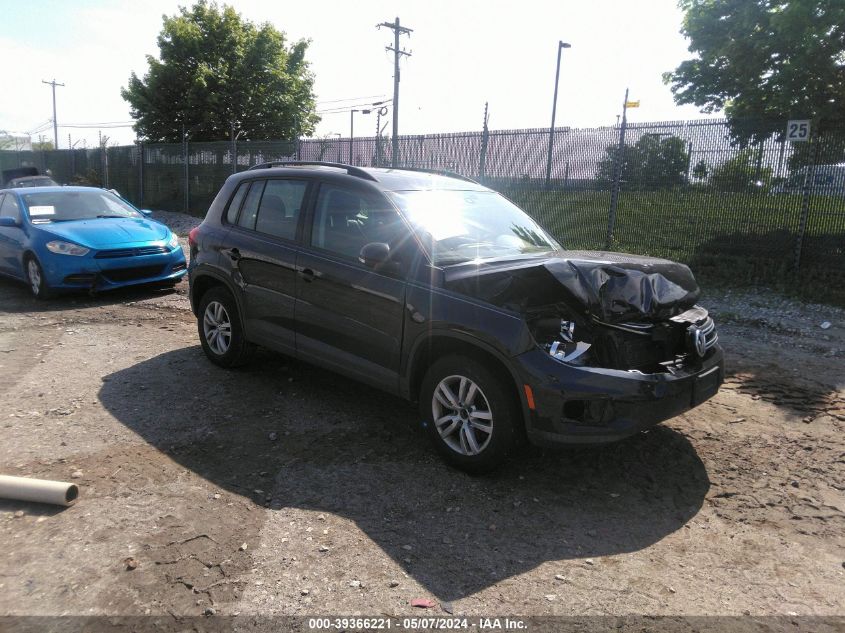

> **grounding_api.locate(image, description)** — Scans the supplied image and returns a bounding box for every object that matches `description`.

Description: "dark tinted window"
[311,185,407,261]
[225,182,249,225]
[237,181,265,230]
[1,193,22,221]
[254,179,308,240]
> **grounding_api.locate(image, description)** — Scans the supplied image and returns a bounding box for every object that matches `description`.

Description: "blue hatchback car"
[0,186,187,297]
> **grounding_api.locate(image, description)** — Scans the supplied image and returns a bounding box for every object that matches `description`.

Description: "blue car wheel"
[25,255,52,299]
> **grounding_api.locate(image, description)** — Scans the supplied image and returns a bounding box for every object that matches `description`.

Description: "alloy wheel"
[203,300,232,355]
[27,259,42,296]
[431,374,493,456]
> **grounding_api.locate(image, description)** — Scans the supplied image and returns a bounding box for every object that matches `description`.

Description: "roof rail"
[246,161,378,182]
[389,166,480,185]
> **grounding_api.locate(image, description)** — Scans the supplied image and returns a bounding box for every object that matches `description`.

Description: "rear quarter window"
[225,182,250,225]
[237,181,265,230]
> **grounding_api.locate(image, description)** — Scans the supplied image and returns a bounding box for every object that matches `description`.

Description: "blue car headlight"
[46,240,90,256]
[167,233,180,249]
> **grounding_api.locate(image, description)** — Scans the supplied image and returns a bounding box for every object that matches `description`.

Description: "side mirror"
[359,242,391,268]
[0,216,19,228]
[139,209,154,217]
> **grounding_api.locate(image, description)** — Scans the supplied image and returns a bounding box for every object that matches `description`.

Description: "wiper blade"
[96,214,129,219]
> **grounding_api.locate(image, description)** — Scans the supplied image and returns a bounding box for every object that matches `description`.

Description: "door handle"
[300,267,315,282]
[224,248,241,261]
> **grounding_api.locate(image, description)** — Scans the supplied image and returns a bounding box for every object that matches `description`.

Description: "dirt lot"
[0,236,843,625]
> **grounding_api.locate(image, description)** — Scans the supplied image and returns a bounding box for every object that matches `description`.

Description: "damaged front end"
[446,250,717,372]
[444,250,725,443]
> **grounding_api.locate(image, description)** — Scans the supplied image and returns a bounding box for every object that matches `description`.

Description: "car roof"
[232,163,490,193]
[1,185,104,195]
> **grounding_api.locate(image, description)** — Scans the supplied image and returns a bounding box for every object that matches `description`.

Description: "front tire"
[25,256,52,299]
[420,355,520,473]
[197,286,255,368]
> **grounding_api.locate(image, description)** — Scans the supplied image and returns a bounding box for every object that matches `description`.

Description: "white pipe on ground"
[0,475,79,507]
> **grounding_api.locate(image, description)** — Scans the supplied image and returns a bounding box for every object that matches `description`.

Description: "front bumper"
[40,246,187,291]
[516,345,725,446]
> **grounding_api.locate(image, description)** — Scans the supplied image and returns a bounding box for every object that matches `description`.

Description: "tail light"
[188,227,199,249]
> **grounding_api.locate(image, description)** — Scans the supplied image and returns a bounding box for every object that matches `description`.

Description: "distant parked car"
[188,162,723,472]
[0,186,186,298]
[774,164,845,196]
[6,175,59,188]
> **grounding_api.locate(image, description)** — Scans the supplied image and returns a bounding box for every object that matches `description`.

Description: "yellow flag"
[625,100,640,108]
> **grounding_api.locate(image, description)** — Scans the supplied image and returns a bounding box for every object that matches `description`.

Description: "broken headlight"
[546,320,591,365]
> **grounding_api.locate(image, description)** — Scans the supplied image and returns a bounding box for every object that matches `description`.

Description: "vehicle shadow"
[0,275,184,313]
[98,346,710,602]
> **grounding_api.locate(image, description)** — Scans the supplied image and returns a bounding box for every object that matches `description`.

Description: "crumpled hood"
[38,217,170,248]
[443,250,700,323]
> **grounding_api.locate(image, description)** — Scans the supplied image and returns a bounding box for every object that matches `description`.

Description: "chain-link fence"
[2,119,843,276]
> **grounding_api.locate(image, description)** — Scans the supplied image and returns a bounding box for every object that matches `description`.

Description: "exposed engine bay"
[526,303,718,372]
[444,250,718,372]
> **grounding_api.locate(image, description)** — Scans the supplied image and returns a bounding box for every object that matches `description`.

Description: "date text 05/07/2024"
[307,617,528,630]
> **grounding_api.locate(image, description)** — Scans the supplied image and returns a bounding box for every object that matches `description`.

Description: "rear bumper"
[516,345,725,446]
[41,247,187,291]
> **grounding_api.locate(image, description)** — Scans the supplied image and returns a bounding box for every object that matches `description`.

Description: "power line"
[316,94,387,105]
[317,99,392,114]
[377,17,412,167]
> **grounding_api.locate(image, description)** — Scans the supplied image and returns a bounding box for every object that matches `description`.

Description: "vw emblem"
[688,326,706,358]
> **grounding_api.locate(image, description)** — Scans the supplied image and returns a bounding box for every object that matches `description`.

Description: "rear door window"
[254,179,309,241]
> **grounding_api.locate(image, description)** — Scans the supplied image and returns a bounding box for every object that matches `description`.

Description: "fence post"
[138,142,144,208]
[793,128,820,270]
[231,122,238,175]
[606,90,629,249]
[101,146,109,189]
[183,131,190,214]
[478,128,489,181]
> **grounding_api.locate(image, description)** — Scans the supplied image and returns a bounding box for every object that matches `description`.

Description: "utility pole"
[377,17,412,167]
[545,41,571,187]
[42,79,65,149]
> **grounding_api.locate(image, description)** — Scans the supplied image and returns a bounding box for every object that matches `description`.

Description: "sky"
[0,0,720,149]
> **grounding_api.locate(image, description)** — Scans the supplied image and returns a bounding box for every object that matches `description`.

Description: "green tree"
[709,148,773,192]
[692,159,708,181]
[32,139,55,151]
[122,1,319,142]
[596,134,690,190]
[664,0,845,144]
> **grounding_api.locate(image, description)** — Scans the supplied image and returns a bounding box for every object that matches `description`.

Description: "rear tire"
[197,286,255,368]
[420,355,520,473]
[24,255,52,299]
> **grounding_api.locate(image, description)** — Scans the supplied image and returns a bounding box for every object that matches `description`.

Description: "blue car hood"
[39,217,169,248]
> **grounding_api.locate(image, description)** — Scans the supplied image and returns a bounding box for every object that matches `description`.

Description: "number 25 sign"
[786,120,810,142]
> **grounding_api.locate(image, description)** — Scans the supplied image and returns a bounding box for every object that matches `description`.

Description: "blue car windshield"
[387,190,561,265]
[21,190,142,222]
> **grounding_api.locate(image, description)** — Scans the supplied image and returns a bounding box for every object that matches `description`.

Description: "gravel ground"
[0,211,842,627]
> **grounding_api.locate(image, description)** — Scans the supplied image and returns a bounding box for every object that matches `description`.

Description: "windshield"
[388,190,561,265]
[21,190,142,222]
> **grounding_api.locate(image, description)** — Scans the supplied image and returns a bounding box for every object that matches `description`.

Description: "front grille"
[101,265,165,282]
[95,246,170,259]
[172,262,186,272]
[695,315,719,352]
[593,307,719,370]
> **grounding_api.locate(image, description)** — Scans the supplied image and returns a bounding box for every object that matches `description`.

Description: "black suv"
[188,162,724,471]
